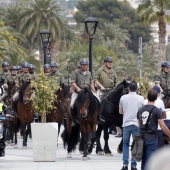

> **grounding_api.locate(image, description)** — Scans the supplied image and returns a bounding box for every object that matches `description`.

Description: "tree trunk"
[158,15,166,72]
[41,114,46,123]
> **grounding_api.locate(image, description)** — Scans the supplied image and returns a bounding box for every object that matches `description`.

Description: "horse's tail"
[61,125,80,153]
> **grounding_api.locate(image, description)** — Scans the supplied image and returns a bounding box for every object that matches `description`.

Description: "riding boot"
[12,100,15,112]
[70,108,77,127]
[98,112,105,124]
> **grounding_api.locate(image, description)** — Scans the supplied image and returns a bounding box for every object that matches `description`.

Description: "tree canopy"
[74,0,152,53]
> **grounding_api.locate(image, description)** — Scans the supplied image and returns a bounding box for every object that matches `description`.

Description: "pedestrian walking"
[119,81,144,170]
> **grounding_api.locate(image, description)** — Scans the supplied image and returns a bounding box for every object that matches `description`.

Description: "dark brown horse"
[46,83,70,134]
[62,87,100,160]
[3,81,19,146]
[17,80,34,147]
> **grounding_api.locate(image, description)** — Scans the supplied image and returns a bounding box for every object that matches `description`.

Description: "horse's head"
[19,80,32,104]
[56,83,70,110]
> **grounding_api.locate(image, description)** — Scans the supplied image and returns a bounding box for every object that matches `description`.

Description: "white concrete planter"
[31,123,58,162]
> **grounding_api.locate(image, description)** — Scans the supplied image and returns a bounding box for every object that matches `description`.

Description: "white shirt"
[119,92,144,127]
[144,98,165,112]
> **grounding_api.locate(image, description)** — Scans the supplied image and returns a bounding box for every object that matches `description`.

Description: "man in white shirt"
[119,82,144,170]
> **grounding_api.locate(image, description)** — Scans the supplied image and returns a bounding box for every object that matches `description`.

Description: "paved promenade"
[0,127,141,170]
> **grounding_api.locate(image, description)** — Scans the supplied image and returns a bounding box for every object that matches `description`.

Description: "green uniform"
[5,74,18,85]
[155,71,170,92]
[94,66,118,89]
[70,69,93,89]
[30,73,38,81]
[0,71,10,85]
[47,71,63,86]
[17,72,33,86]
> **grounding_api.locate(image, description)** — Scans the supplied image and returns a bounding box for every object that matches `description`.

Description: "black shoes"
[121,166,137,170]
[121,166,128,170]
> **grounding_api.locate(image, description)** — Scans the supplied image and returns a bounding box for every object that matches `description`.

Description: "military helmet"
[29,64,35,69]
[79,59,89,65]
[104,56,113,63]
[161,61,170,68]
[10,66,17,71]
[2,61,9,67]
[77,64,81,69]
[22,62,29,68]
[44,64,51,69]
[50,62,58,67]
[16,65,21,70]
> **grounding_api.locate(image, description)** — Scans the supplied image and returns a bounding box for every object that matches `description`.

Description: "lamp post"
[67,63,71,86]
[84,17,98,75]
[40,30,51,65]
[138,37,142,78]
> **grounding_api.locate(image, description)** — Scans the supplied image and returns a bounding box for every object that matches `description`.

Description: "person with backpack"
[137,88,170,170]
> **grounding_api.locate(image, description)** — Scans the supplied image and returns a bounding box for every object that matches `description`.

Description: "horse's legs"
[25,124,31,146]
[58,123,61,136]
[95,124,104,154]
[21,123,26,147]
[88,124,96,154]
[79,132,84,153]
[103,127,112,155]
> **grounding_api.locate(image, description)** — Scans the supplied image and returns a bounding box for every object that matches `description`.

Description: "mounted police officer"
[29,64,38,81]
[12,62,32,103]
[155,61,170,99]
[47,62,63,86]
[0,62,10,100]
[94,56,118,123]
[44,64,51,74]
[0,61,10,86]
[16,66,22,75]
[0,66,19,102]
[70,58,102,127]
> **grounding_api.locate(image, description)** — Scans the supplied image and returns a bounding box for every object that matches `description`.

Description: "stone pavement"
[0,127,141,170]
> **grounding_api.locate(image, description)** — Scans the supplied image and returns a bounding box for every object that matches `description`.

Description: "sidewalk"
[0,129,141,170]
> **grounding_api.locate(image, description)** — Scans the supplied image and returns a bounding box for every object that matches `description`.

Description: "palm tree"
[0,5,22,30]
[19,0,65,59]
[0,23,28,64]
[138,0,170,69]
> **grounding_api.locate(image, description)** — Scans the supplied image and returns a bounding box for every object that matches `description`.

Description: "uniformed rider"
[155,61,170,96]
[44,64,51,74]
[0,66,18,101]
[29,64,38,81]
[70,58,100,127]
[94,56,118,123]
[0,61,10,86]
[47,62,63,86]
[12,62,32,102]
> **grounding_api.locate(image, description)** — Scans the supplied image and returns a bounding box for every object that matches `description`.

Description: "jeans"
[157,130,163,148]
[141,140,158,170]
[123,125,139,167]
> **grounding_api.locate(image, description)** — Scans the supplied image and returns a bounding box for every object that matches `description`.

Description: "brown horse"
[46,83,70,134]
[17,80,34,147]
[62,87,100,160]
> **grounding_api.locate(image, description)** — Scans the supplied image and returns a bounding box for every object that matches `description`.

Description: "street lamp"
[138,37,142,78]
[67,63,71,86]
[84,17,98,75]
[40,30,51,65]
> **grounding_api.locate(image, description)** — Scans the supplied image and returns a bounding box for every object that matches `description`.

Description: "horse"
[46,83,70,135]
[88,80,129,155]
[17,80,34,147]
[62,87,100,160]
[2,81,20,146]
